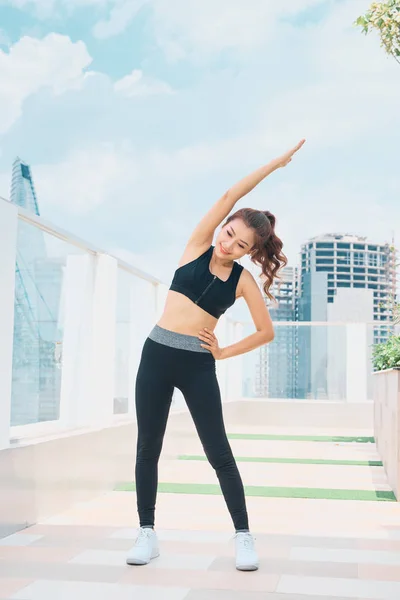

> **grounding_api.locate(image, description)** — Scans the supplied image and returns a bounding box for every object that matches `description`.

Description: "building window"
[337,251,350,265]
[354,283,365,288]
[368,245,378,251]
[316,266,334,272]
[353,252,365,266]
[316,242,333,250]
[368,253,378,266]
[317,243,334,248]
[354,275,365,281]
[337,243,351,249]
[327,297,334,303]
[337,273,351,280]
[337,281,351,287]
[354,267,365,273]
[337,266,351,272]
[368,283,378,289]
[354,243,365,250]
[316,258,334,265]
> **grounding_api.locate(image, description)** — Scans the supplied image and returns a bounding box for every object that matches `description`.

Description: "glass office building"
[255,267,298,398]
[10,158,63,425]
[297,233,397,399]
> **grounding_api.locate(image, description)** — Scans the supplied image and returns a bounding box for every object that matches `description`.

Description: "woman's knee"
[206,445,235,471]
[136,435,163,462]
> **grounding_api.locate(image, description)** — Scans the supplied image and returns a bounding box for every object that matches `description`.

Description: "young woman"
[127,139,305,571]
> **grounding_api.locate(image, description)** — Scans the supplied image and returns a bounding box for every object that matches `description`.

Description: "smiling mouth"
[220,244,230,255]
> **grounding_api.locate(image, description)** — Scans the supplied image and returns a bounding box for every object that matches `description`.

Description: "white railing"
[0,197,393,449]
[0,198,242,448]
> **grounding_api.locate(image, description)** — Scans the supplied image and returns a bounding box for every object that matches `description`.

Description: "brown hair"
[223,208,287,300]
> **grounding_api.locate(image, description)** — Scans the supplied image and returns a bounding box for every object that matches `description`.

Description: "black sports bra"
[169,245,244,319]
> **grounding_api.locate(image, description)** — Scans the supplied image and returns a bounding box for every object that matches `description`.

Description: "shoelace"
[134,528,152,547]
[234,532,256,552]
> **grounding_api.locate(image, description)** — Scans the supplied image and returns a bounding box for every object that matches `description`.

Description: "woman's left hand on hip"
[198,328,224,360]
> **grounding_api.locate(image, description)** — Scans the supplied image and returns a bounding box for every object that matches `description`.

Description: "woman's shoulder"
[238,266,254,281]
[176,242,212,270]
[235,267,256,297]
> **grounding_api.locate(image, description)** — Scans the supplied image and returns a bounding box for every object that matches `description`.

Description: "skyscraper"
[255,267,298,398]
[10,157,62,425]
[10,157,40,216]
[298,233,397,399]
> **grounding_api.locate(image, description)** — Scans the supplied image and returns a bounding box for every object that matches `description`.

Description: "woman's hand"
[198,328,224,359]
[275,139,306,168]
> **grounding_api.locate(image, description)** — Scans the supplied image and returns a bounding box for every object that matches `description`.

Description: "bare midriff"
[156,290,219,336]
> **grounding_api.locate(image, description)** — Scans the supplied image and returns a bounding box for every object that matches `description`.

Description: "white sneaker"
[126,527,160,566]
[235,532,259,571]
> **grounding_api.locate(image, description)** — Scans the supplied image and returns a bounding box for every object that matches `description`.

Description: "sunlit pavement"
[1,409,400,600]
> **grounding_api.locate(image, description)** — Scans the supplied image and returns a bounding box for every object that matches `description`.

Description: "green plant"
[378,296,400,324]
[372,335,400,370]
[354,0,400,65]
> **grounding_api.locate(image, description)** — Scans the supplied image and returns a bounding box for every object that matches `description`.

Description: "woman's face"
[214,218,255,261]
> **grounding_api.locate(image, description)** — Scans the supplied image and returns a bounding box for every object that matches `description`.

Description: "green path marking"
[178,455,383,467]
[226,434,375,443]
[115,482,395,502]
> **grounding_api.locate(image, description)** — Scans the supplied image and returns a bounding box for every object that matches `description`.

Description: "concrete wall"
[0,421,137,539]
[373,369,400,500]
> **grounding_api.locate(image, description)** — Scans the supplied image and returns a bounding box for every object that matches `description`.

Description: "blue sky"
[0,0,399,310]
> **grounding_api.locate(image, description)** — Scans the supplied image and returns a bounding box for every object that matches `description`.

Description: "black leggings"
[134,331,249,531]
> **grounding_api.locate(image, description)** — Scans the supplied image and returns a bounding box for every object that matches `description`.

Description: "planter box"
[373,367,400,500]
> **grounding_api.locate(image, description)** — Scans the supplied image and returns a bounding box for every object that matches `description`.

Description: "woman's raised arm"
[187,139,305,248]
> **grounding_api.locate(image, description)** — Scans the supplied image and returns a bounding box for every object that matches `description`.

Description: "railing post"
[60,253,118,427]
[233,321,244,400]
[59,254,95,428]
[87,254,118,423]
[225,321,243,402]
[346,323,368,402]
[0,199,18,449]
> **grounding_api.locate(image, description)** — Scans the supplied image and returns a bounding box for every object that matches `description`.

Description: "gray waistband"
[148,325,209,353]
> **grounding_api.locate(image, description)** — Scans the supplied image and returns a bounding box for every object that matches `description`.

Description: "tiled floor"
[1,421,400,600]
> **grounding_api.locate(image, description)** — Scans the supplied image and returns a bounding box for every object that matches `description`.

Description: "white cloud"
[114,69,173,97]
[33,143,135,215]
[92,0,148,39]
[0,33,92,134]
[150,0,327,61]
[30,136,247,217]
[89,0,329,49]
